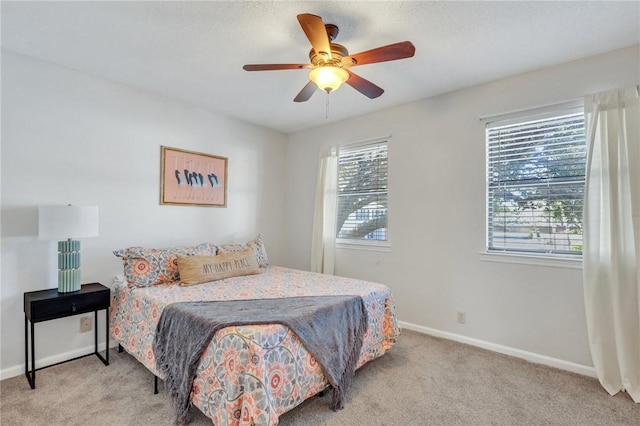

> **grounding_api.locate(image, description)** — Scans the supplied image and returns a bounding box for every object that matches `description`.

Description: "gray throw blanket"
[153,296,368,424]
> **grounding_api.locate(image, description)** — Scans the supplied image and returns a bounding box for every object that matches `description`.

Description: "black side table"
[24,282,110,389]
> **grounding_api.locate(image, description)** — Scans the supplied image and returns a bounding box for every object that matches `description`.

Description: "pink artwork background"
[162,147,227,206]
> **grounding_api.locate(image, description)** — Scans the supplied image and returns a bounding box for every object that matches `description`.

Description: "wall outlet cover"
[80,316,92,332]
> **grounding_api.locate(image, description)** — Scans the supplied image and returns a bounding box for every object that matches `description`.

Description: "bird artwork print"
[161,147,227,207]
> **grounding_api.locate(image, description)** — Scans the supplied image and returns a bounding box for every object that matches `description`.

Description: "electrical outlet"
[80,316,92,333]
[457,311,466,324]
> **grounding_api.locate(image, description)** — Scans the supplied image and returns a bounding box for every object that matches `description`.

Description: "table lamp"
[38,205,99,293]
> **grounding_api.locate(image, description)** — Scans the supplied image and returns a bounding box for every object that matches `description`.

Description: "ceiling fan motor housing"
[309,43,350,67]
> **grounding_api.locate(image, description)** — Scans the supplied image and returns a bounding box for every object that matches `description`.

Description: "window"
[336,141,388,243]
[486,106,586,256]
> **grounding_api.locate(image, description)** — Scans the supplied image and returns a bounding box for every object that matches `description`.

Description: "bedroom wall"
[284,45,640,371]
[0,50,288,377]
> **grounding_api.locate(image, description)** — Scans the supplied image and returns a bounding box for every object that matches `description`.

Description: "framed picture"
[160,146,228,207]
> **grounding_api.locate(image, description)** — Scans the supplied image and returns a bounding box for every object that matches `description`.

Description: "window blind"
[487,108,586,255]
[337,142,388,242]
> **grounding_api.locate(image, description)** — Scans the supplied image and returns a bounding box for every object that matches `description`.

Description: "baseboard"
[0,342,118,381]
[399,320,597,378]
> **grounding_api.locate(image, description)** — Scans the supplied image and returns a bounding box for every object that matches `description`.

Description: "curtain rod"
[480,86,639,122]
[478,98,582,122]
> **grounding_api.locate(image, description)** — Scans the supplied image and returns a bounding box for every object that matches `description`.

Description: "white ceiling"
[2,1,639,134]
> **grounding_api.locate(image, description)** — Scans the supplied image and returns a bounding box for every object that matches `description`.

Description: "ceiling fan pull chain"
[326,92,330,119]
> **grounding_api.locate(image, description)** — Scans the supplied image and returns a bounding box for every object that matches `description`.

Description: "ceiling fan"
[243,13,415,102]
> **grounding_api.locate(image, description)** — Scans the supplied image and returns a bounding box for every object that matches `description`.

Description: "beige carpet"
[1,330,637,425]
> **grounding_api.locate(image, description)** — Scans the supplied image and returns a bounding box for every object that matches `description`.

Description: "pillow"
[217,234,269,268]
[177,248,264,286]
[114,242,218,287]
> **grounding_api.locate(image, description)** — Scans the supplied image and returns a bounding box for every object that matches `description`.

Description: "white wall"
[284,45,640,369]
[0,51,288,377]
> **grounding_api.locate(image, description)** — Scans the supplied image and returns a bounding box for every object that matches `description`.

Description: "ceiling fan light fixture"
[309,66,349,93]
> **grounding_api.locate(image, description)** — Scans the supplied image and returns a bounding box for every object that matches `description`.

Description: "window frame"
[335,137,390,249]
[484,102,586,260]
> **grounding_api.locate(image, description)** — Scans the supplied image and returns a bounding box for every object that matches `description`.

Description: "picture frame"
[160,146,228,207]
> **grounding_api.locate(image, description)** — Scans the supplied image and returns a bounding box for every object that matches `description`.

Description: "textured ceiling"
[2,1,639,134]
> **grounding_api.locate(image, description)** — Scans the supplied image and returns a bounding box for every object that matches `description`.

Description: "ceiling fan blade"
[243,64,312,71]
[344,41,415,67]
[345,71,384,99]
[294,81,317,102]
[297,13,332,59]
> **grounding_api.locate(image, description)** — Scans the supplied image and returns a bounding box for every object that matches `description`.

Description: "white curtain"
[310,146,338,274]
[583,86,640,402]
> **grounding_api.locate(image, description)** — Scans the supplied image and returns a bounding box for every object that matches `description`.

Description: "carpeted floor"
[1,330,637,425]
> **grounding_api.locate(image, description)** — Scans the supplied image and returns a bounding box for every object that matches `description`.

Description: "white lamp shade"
[38,205,99,239]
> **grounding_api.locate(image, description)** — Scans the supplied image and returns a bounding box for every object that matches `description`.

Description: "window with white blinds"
[486,107,586,256]
[337,141,388,243]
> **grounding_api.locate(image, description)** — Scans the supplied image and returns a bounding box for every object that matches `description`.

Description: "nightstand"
[24,282,110,389]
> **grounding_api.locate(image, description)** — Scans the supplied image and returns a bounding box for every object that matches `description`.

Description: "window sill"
[478,251,582,269]
[336,240,391,253]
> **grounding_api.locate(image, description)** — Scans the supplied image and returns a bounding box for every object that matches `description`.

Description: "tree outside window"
[487,109,586,256]
[336,142,388,243]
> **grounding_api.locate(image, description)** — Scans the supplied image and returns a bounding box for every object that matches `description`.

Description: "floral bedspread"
[110,266,400,425]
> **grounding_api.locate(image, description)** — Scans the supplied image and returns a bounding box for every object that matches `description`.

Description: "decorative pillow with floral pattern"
[217,234,269,268]
[114,243,218,287]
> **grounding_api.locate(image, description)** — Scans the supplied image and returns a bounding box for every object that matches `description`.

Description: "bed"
[110,238,400,425]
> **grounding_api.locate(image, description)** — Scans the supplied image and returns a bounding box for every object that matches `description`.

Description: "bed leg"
[318,384,332,397]
[118,344,123,353]
[154,375,159,394]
